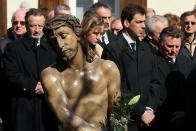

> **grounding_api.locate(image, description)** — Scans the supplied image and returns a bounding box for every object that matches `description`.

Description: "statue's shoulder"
[101,59,117,68]
[41,66,60,80]
[93,58,119,72]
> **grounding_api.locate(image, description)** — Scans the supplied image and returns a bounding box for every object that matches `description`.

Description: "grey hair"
[54,4,71,16]
[11,8,29,22]
[145,15,168,36]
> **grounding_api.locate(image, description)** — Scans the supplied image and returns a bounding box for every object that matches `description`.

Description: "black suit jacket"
[102,34,161,128]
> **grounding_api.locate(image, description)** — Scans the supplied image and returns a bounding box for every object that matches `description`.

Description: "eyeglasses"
[184,21,196,25]
[13,21,25,26]
[101,16,111,20]
[29,24,44,29]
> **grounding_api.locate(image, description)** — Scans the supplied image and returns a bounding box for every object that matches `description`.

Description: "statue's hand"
[79,122,97,131]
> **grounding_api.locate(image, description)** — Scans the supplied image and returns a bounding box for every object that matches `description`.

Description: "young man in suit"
[102,3,161,131]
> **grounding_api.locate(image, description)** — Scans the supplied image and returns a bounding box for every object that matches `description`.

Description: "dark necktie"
[130,42,136,51]
[99,36,107,49]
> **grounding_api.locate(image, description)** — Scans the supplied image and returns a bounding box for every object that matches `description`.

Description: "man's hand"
[141,109,155,126]
[35,82,44,94]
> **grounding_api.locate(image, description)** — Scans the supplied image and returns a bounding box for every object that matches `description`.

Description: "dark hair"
[180,11,196,22]
[90,2,112,11]
[25,8,47,26]
[160,27,183,44]
[121,3,145,28]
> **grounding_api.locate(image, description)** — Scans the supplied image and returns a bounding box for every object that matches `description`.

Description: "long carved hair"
[46,14,103,63]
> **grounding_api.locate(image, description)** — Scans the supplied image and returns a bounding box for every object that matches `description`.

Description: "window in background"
[76,0,120,21]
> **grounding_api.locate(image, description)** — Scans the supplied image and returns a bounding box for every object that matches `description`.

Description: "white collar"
[122,32,136,44]
[101,32,109,44]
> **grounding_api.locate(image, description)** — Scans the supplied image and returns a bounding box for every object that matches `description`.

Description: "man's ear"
[123,19,130,28]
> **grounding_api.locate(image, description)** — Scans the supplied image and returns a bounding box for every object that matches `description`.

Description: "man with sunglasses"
[180,10,196,130]
[0,8,28,53]
[180,10,196,66]
[0,8,28,131]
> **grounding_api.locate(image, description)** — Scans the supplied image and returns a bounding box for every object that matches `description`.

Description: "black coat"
[154,54,191,131]
[3,35,58,131]
[185,59,196,130]
[102,34,161,131]
[0,27,26,131]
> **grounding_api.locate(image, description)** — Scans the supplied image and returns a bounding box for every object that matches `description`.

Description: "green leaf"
[115,125,125,131]
[128,95,140,105]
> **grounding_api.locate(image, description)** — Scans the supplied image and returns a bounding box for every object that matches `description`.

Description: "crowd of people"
[0,1,196,131]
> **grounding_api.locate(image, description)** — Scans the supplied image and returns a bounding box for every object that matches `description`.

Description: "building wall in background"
[7,0,38,28]
[147,0,196,16]
[5,0,196,29]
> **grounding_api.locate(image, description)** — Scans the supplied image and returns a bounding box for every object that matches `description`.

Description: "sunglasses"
[184,21,196,25]
[13,21,25,26]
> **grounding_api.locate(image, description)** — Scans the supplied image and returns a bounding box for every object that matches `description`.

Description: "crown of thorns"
[46,15,82,36]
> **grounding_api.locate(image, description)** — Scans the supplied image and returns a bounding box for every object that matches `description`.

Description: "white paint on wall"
[6,0,196,28]
[69,0,76,15]
[7,0,38,28]
[147,0,196,16]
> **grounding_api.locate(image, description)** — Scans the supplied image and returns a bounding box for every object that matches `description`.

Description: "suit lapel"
[158,58,171,78]
[122,41,136,61]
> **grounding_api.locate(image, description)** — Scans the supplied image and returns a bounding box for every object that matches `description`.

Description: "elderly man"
[144,15,168,53]
[0,8,28,53]
[0,8,28,131]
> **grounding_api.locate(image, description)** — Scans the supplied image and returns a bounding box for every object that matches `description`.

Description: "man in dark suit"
[154,27,191,131]
[89,2,116,49]
[3,8,58,131]
[102,3,161,131]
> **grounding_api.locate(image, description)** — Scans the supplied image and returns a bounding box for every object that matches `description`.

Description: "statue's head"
[45,15,82,61]
[46,14,82,37]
